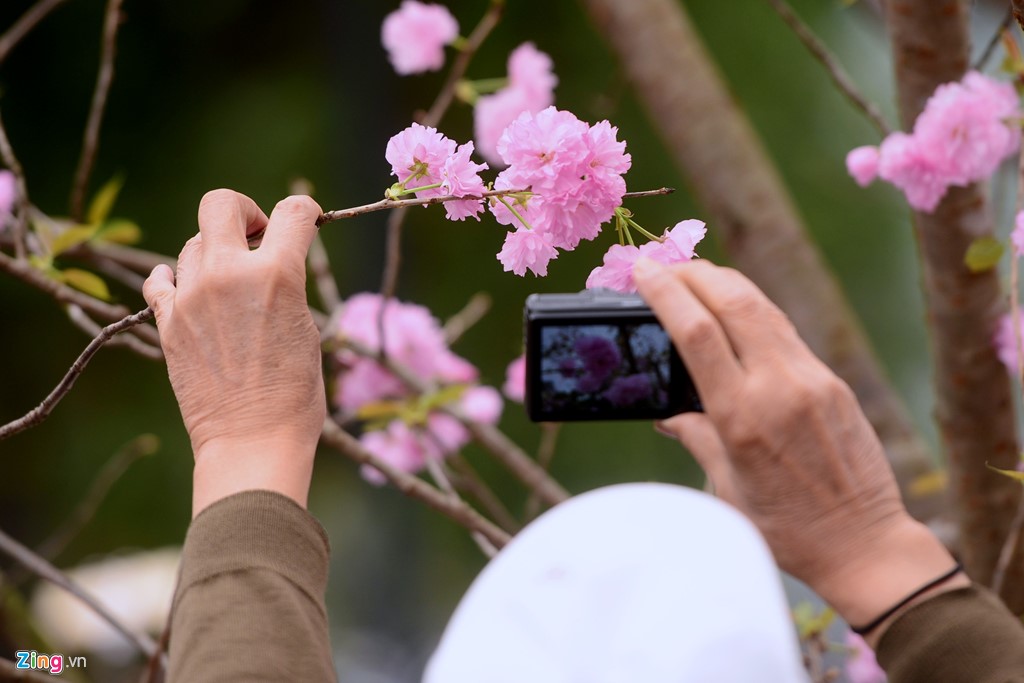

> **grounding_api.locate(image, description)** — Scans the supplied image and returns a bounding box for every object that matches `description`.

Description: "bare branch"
[423,454,498,557]
[446,454,521,533]
[0,249,130,321]
[524,422,562,521]
[69,0,124,222]
[0,307,153,440]
[0,525,158,657]
[307,234,340,312]
[991,493,1024,597]
[37,434,157,561]
[82,241,176,274]
[974,8,1013,70]
[762,0,891,136]
[443,293,492,346]
[320,417,511,549]
[0,0,70,67]
[0,107,31,260]
[66,304,162,360]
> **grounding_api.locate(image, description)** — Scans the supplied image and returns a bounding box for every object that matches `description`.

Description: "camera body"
[524,290,702,422]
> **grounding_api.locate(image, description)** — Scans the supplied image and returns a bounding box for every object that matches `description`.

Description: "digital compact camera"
[523,290,703,422]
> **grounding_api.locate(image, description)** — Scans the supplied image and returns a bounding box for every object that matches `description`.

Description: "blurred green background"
[0,0,1012,678]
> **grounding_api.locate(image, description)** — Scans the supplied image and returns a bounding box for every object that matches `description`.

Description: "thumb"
[143,264,176,327]
[657,412,739,501]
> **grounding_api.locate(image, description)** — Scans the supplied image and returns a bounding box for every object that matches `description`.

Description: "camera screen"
[537,322,674,417]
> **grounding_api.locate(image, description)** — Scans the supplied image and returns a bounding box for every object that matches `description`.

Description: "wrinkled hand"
[634,258,964,642]
[144,190,326,516]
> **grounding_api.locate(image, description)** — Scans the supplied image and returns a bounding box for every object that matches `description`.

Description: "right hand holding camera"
[633,258,966,643]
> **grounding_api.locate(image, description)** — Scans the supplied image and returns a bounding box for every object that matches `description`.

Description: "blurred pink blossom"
[381,1,459,75]
[847,71,1020,212]
[474,43,558,166]
[994,307,1024,375]
[503,355,526,402]
[1012,211,1024,257]
[0,170,15,225]
[460,385,503,423]
[845,631,887,683]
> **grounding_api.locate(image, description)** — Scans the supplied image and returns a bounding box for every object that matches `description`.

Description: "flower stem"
[399,182,445,196]
[496,196,533,231]
[625,216,663,242]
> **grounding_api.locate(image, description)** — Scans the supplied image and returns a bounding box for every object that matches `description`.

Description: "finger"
[633,258,744,409]
[143,264,176,327]
[673,260,808,364]
[259,195,323,262]
[658,412,739,502]
[196,189,269,254]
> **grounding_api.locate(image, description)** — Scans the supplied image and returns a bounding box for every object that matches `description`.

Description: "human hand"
[634,258,966,643]
[143,190,327,516]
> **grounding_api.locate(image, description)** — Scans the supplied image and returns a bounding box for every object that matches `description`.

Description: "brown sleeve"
[167,490,336,683]
[877,584,1024,683]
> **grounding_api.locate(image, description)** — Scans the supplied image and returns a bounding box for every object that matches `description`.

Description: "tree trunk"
[577,0,938,513]
[884,0,1023,609]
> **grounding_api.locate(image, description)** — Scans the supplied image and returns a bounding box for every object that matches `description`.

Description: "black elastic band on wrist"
[850,562,963,636]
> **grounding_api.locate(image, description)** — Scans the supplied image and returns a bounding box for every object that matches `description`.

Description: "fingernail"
[633,256,664,282]
[654,420,676,439]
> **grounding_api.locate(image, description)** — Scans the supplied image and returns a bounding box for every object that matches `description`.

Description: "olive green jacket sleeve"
[167,490,337,682]
[878,584,1024,682]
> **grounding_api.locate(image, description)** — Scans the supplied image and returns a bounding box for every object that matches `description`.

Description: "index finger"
[633,258,744,411]
[258,195,322,263]
[197,189,268,254]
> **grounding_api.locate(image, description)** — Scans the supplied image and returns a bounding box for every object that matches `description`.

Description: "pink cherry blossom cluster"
[994,306,1024,376]
[474,43,558,166]
[503,355,526,403]
[587,219,707,293]
[381,1,460,75]
[333,293,503,484]
[846,71,1021,213]
[493,107,632,276]
[386,123,488,221]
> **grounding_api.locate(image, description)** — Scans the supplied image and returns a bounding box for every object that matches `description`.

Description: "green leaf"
[86,175,125,226]
[96,219,141,245]
[792,601,835,638]
[356,400,404,422]
[965,237,1005,273]
[987,462,1024,483]
[58,268,111,300]
[50,224,99,257]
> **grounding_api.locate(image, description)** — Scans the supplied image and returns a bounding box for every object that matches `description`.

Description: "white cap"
[424,483,808,683]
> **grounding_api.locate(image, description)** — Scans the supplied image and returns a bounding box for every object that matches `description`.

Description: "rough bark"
[577,0,938,512]
[884,0,1023,609]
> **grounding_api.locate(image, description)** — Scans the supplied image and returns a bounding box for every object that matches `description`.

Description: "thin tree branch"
[66,304,162,360]
[0,526,158,657]
[0,249,130,321]
[320,417,511,549]
[423,454,498,557]
[974,7,1013,70]
[885,0,1022,607]
[761,0,891,136]
[0,657,62,683]
[69,0,123,222]
[443,293,491,346]
[991,492,1024,597]
[0,0,70,67]
[0,107,31,260]
[446,454,521,533]
[0,307,153,440]
[524,422,562,521]
[578,0,939,520]
[307,234,340,313]
[37,434,157,561]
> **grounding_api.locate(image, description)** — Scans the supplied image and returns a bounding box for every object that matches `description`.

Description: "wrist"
[191,434,318,518]
[813,518,968,647]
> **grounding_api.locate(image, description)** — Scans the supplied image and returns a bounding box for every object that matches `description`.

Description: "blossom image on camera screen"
[539,323,672,414]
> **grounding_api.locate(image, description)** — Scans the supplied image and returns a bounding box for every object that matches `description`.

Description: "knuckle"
[273,195,320,218]
[678,315,718,348]
[199,188,238,210]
